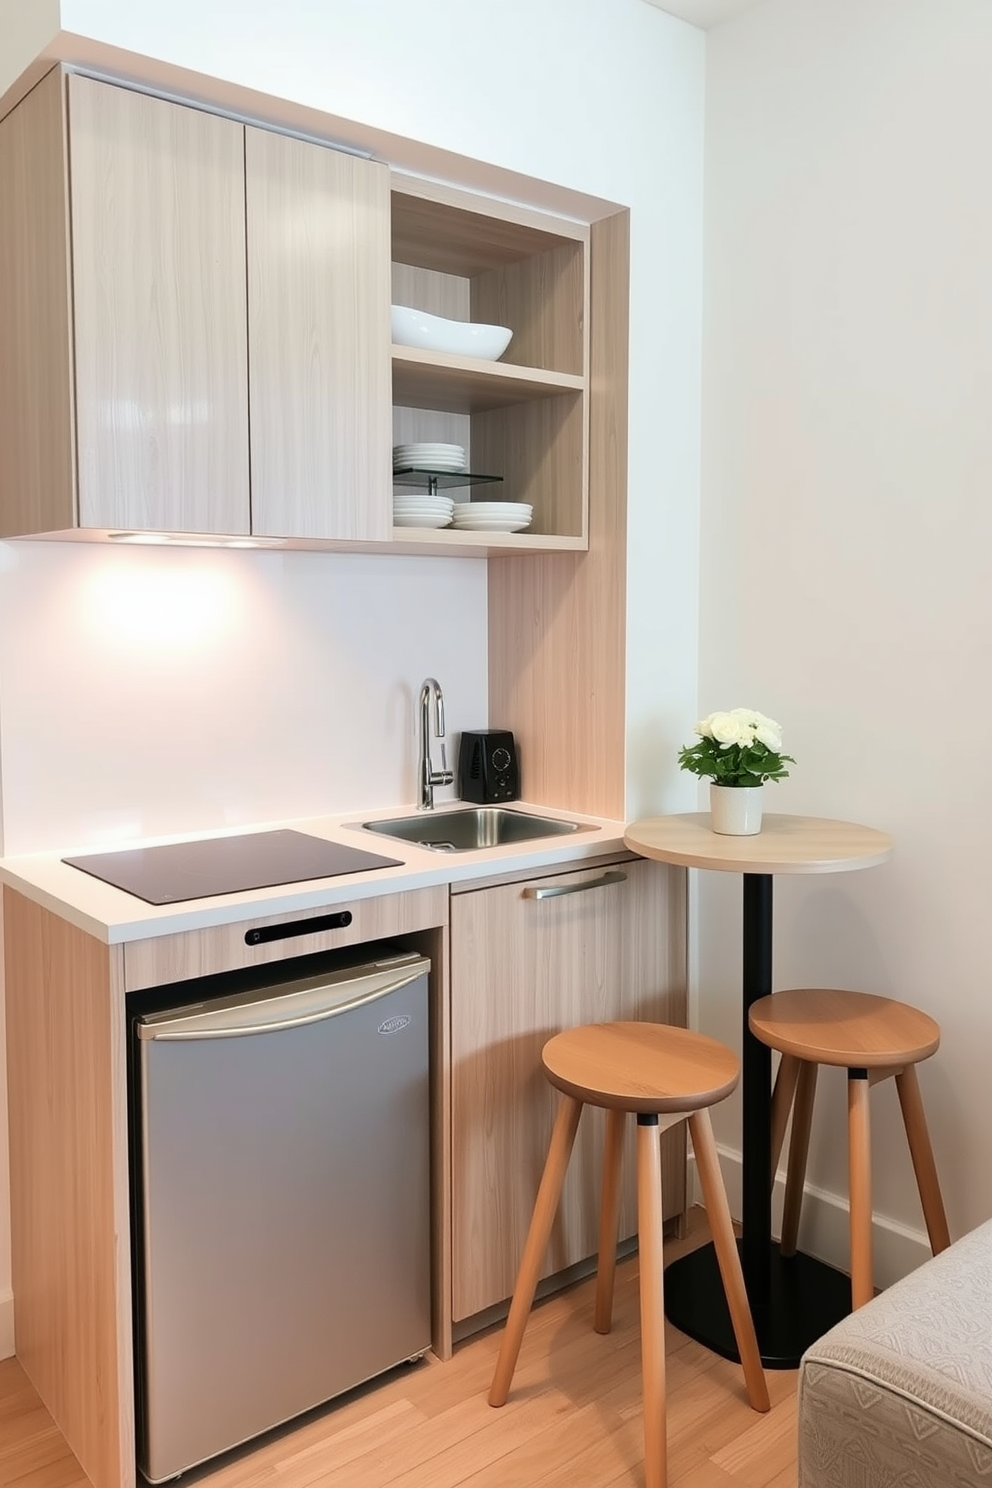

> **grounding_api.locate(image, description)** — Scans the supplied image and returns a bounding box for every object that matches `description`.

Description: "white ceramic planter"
[709,783,764,836]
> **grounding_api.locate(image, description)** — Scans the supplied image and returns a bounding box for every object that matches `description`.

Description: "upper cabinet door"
[246,128,392,541]
[67,75,250,534]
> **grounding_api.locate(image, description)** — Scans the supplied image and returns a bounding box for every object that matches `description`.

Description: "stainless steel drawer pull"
[523,869,628,900]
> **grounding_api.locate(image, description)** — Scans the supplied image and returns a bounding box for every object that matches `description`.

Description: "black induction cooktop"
[62,829,404,905]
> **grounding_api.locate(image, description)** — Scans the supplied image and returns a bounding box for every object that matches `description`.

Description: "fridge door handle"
[138,964,426,1041]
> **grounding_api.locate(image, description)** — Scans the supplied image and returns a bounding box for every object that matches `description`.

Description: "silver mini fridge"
[132,947,431,1481]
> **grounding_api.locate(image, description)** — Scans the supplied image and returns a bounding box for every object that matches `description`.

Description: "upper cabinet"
[0,69,595,552]
[0,68,251,538]
[69,74,251,535]
[246,127,392,542]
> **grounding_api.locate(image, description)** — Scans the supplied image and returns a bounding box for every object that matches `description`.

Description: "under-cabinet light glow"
[81,551,251,659]
[107,532,285,548]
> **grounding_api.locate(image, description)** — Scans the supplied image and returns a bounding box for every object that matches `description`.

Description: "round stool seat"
[542,1021,739,1114]
[749,989,940,1069]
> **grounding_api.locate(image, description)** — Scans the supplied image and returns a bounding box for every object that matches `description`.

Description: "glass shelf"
[392,466,504,493]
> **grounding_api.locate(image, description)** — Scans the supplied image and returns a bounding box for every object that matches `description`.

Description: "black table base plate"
[664,1240,852,1370]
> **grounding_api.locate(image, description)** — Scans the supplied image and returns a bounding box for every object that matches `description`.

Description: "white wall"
[0,0,705,1357]
[0,544,489,855]
[51,0,706,820]
[0,0,59,100]
[700,0,992,1280]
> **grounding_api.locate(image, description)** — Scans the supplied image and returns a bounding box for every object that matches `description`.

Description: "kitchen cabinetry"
[449,855,686,1323]
[0,69,391,543]
[0,68,595,553]
[3,882,449,1488]
[389,176,589,555]
[2,834,684,1485]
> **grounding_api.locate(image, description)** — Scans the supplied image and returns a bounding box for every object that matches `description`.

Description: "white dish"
[391,305,513,362]
[393,442,465,455]
[394,510,454,520]
[393,456,465,466]
[450,518,532,533]
[453,502,532,516]
[393,495,454,506]
[393,505,455,515]
[393,512,453,529]
[393,462,467,473]
[451,507,530,519]
[393,445,466,453]
[395,496,458,508]
[451,510,533,527]
[393,491,454,501]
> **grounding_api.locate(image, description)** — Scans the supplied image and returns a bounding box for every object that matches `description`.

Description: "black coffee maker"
[458,730,520,804]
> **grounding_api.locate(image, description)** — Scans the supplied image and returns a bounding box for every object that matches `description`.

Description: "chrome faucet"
[418,677,454,810]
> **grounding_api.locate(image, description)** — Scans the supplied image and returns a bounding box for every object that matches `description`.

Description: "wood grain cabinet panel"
[4,889,134,1488]
[0,70,75,537]
[247,127,393,540]
[449,856,686,1322]
[68,74,250,534]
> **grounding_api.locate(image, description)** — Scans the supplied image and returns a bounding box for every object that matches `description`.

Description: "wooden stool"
[488,1022,769,1488]
[749,989,951,1310]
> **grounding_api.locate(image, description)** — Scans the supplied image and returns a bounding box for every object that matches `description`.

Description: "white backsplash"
[0,540,488,856]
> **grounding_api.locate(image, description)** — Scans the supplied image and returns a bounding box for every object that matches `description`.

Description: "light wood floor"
[0,1212,798,1488]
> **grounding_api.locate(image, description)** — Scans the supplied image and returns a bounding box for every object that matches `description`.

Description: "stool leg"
[770,1053,801,1185]
[848,1069,873,1309]
[489,1095,583,1407]
[895,1064,951,1255]
[636,1114,667,1488]
[688,1108,770,1414]
[595,1107,627,1334]
[781,1061,817,1258]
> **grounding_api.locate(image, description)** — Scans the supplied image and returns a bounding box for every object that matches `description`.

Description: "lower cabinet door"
[450,856,686,1323]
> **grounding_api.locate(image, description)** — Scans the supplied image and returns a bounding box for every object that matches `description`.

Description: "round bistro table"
[624,812,893,1368]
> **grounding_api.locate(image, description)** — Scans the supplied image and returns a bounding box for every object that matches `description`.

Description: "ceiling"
[640,0,766,28]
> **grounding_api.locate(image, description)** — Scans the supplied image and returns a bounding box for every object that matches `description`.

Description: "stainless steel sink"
[359,807,595,853]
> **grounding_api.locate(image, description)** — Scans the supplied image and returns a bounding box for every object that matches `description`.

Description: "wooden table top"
[624,813,893,875]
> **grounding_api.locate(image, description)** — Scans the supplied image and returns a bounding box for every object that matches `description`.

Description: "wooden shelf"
[391,175,585,277]
[391,346,583,415]
[387,526,586,556]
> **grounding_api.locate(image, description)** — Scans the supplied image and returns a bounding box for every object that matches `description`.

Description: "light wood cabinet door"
[68,75,250,534]
[246,128,392,540]
[449,856,686,1322]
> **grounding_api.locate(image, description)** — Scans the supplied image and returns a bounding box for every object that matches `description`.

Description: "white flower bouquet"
[678,708,794,788]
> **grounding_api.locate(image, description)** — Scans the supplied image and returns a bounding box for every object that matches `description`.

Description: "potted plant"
[678,708,794,835]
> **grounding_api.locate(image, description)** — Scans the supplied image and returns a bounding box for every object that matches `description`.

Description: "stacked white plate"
[393,494,454,529]
[450,501,533,534]
[393,442,466,473]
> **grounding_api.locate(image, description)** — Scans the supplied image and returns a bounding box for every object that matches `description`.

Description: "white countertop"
[0,802,632,945]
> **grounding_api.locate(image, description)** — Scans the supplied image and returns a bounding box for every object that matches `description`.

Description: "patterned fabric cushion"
[798,1218,992,1487]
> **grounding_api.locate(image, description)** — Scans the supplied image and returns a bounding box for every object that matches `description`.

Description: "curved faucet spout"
[418,678,455,811]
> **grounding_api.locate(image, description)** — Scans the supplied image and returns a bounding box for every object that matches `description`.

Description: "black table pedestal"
[664,1239,852,1370]
[666,870,853,1368]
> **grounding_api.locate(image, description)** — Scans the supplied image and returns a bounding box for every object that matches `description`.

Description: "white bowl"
[391,305,513,362]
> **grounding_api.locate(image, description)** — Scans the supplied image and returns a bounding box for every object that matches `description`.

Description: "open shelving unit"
[390,174,590,554]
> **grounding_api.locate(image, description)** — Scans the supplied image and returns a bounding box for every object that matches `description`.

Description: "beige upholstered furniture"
[749,988,950,1307]
[488,1021,769,1488]
[799,1217,992,1487]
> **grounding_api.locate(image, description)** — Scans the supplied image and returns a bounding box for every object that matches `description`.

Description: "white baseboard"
[0,1290,14,1360]
[688,1144,933,1290]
